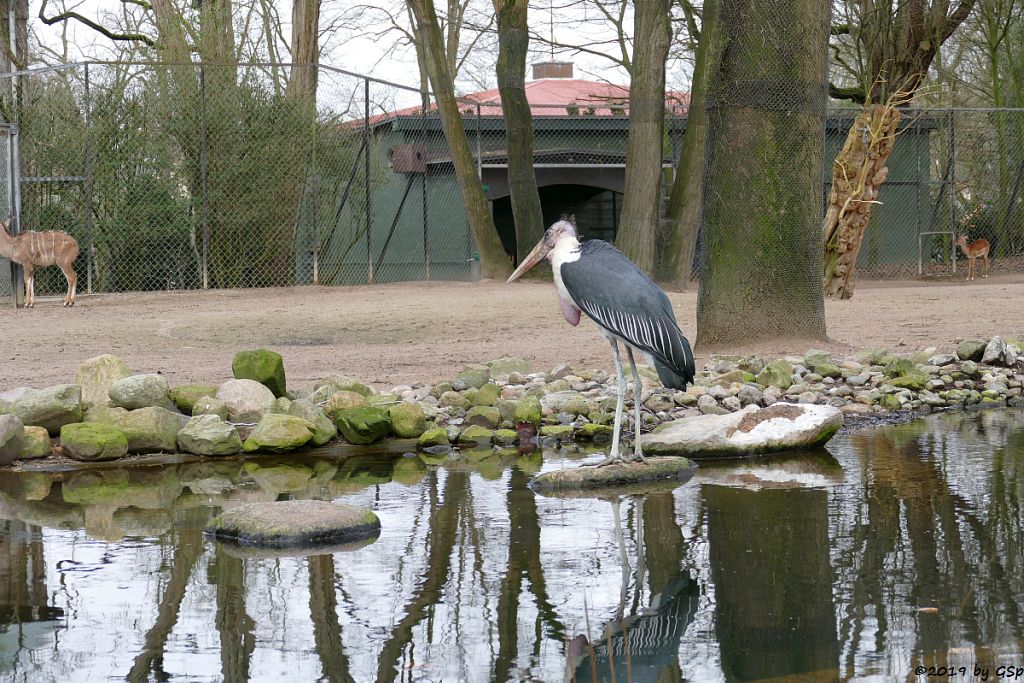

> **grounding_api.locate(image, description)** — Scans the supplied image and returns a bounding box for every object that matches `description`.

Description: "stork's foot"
[584,454,628,468]
[625,450,648,465]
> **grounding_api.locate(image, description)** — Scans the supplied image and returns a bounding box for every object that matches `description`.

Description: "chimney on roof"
[532,62,573,80]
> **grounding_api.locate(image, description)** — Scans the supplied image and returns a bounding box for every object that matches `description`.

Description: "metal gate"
[0,123,22,307]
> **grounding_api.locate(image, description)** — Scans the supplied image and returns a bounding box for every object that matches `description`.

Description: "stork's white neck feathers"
[548,232,581,304]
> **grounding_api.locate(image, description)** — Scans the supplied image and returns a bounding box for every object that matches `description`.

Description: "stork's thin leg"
[586,338,627,467]
[625,347,647,463]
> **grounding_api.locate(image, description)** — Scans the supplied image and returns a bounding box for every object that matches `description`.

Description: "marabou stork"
[507,219,695,466]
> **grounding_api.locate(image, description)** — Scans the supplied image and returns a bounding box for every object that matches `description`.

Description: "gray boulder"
[541,390,590,416]
[983,336,1017,367]
[76,354,133,408]
[118,407,182,453]
[216,379,275,423]
[7,385,83,435]
[177,415,243,456]
[192,396,230,421]
[109,374,175,411]
[311,376,374,403]
[956,339,987,362]
[0,414,24,465]
[288,399,337,445]
[20,426,52,459]
[641,403,843,458]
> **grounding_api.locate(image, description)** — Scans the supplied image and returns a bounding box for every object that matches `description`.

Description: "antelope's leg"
[984,252,990,278]
[61,263,77,306]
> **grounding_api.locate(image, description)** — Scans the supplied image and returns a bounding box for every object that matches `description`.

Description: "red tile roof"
[367,78,689,125]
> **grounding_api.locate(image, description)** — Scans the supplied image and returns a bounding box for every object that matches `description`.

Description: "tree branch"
[38,0,156,47]
[829,82,867,103]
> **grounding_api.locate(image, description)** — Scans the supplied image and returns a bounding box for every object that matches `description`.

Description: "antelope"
[955,234,990,281]
[0,216,80,307]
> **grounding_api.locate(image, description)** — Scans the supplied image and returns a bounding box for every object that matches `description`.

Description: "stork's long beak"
[506,239,550,283]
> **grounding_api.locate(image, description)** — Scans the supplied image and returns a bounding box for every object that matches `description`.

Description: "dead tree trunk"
[408,0,512,280]
[822,103,900,299]
[615,0,671,275]
[494,0,544,266]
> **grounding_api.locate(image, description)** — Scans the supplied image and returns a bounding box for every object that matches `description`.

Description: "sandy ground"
[2,274,1024,392]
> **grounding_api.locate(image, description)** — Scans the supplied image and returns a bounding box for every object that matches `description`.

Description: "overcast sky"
[28,0,694,95]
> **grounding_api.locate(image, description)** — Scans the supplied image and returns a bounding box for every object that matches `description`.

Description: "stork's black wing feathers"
[560,240,695,389]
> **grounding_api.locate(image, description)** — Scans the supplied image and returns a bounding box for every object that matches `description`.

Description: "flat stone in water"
[529,456,697,494]
[204,500,380,548]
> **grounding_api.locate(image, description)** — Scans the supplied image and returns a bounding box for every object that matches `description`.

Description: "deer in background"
[955,234,990,281]
[0,216,80,307]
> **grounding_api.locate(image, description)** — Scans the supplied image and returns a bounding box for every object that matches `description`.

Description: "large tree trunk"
[287,0,321,107]
[408,0,511,280]
[657,0,717,288]
[494,0,544,265]
[615,0,671,275]
[696,0,828,346]
[822,104,900,299]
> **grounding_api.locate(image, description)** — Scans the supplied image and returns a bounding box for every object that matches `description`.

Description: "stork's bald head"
[507,219,580,283]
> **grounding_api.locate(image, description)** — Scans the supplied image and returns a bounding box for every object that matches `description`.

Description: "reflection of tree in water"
[0,520,64,664]
[706,484,838,681]
[566,492,698,683]
[839,413,1024,672]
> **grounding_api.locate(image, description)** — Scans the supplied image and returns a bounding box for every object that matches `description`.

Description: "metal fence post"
[311,173,319,285]
[200,65,210,289]
[949,108,957,275]
[365,76,373,285]
[83,63,95,294]
[422,91,429,280]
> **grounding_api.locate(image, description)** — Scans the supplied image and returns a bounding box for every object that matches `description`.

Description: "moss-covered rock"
[485,357,532,376]
[540,424,574,440]
[578,423,613,441]
[192,396,230,421]
[889,372,929,391]
[232,349,287,397]
[118,407,182,453]
[392,456,428,485]
[458,425,494,445]
[439,390,471,410]
[470,383,501,407]
[61,422,128,461]
[20,425,52,459]
[83,405,129,425]
[177,415,243,456]
[242,461,313,493]
[814,363,843,379]
[493,429,518,446]
[270,397,292,414]
[541,391,590,416]
[456,366,490,390]
[204,500,380,548]
[465,406,500,429]
[878,394,902,412]
[323,391,369,419]
[333,406,392,445]
[515,395,542,427]
[530,456,697,494]
[417,426,450,449]
[956,339,987,362]
[884,357,916,378]
[76,354,133,408]
[756,360,793,390]
[311,376,374,402]
[288,399,337,445]
[243,414,316,453]
[8,385,83,436]
[430,381,453,398]
[389,402,428,438]
[169,384,220,413]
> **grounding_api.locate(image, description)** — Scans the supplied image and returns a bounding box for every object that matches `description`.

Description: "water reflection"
[0,412,1023,680]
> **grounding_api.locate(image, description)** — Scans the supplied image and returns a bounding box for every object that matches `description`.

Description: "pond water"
[2,410,1024,682]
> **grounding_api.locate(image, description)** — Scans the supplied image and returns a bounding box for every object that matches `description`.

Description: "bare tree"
[823,0,977,299]
[494,0,544,265]
[614,0,671,275]
[407,0,512,278]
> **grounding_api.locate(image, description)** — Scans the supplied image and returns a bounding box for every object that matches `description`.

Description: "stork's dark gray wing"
[560,240,695,389]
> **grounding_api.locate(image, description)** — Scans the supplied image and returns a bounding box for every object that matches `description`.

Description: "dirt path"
[2,275,1023,391]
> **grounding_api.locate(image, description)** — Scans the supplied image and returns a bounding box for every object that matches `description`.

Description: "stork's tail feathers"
[654,334,695,391]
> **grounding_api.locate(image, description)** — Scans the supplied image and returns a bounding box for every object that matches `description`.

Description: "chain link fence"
[2,59,1023,301]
